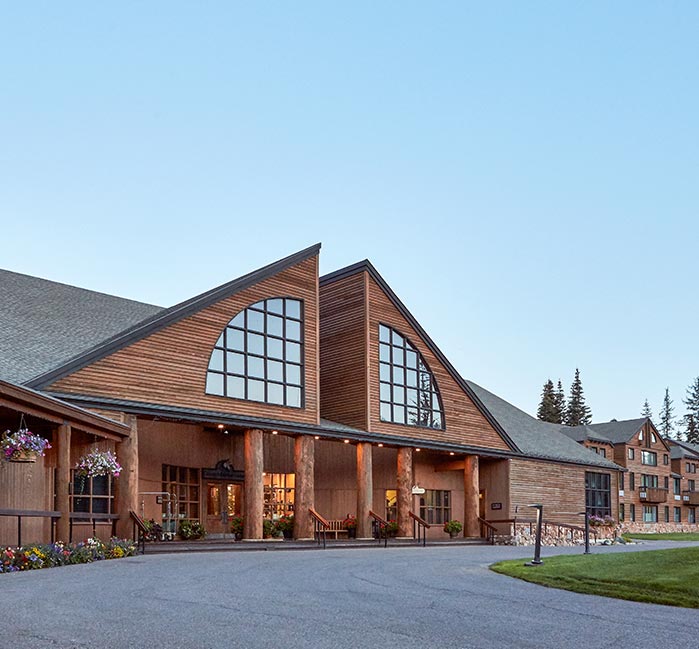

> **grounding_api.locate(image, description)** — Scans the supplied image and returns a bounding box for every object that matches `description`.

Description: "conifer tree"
[564,368,592,426]
[682,377,699,444]
[554,380,566,425]
[641,399,653,420]
[537,380,558,423]
[658,387,676,439]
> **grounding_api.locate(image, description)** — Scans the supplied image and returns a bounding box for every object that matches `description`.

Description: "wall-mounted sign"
[411,485,426,495]
[490,502,503,510]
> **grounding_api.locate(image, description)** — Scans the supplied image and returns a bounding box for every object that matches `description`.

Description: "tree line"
[536,370,699,444]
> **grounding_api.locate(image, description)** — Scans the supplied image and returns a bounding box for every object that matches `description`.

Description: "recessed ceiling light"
[217,424,224,429]
[378,443,384,447]
[344,439,350,444]
[314,435,320,440]
[449,452,455,456]
[272,430,278,435]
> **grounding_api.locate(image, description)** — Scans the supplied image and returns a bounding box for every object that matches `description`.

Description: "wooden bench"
[326,520,349,539]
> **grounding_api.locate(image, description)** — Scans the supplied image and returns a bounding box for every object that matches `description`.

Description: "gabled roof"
[584,418,649,444]
[26,244,321,390]
[668,439,699,460]
[320,260,518,452]
[0,268,163,385]
[560,425,613,445]
[466,381,621,469]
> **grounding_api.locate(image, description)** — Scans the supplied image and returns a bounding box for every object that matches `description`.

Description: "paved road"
[1,541,697,649]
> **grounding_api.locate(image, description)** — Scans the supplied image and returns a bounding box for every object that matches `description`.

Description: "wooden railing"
[130,511,148,554]
[309,508,330,549]
[409,511,431,546]
[369,510,389,548]
[682,490,699,506]
[69,512,119,542]
[0,508,61,547]
[477,517,497,545]
[639,487,669,503]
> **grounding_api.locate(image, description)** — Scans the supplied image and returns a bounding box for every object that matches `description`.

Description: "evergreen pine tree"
[658,388,676,439]
[682,377,699,443]
[564,368,592,426]
[537,380,558,422]
[641,399,653,420]
[554,380,566,425]
[683,413,699,445]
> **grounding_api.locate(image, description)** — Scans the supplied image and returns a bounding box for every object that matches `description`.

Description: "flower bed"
[1,537,137,573]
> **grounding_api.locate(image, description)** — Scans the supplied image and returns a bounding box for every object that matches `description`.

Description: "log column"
[243,429,264,540]
[397,447,413,538]
[55,422,71,542]
[464,454,480,537]
[294,435,314,540]
[115,415,139,538]
[356,442,373,539]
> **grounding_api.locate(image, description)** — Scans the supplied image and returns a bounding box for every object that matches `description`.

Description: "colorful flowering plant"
[443,519,463,535]
[276,514,294,533]
[380,519,399,538]
[588,514,616,527]
[75,450,122,478]
[230,516,244,536]
[1,428,51,461]
[342,514,357,530]
[0,537,137,573]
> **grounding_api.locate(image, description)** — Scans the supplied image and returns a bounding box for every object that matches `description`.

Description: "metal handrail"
[409,511,431,547]
[309,508,329,549]
[369,510,389,548]
[477,517,497,545]
[0,508,61,547]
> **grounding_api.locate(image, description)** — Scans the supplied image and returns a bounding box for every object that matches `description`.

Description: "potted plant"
[343,514,357,539]
[276,514,294,540]
[262,519,275,539]
[178,520,206,540]
[1,428,51,463]
[443,519,463,538]
[75,450,122,478]
[380,520,398,538]
[230,516,244,541]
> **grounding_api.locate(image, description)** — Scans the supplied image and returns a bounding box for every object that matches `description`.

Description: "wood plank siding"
[318,272,368,430]
[48,256,320,425]
[365,273,511,450]
[509,458,619,527]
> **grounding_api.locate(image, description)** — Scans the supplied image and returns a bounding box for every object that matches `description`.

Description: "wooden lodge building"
[1,244,697,546]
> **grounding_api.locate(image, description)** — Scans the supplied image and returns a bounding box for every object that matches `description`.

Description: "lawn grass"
[490,546,699,608]
[625,532,699,541]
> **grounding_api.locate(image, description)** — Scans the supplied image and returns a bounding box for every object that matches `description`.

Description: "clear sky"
[1,2,698,426]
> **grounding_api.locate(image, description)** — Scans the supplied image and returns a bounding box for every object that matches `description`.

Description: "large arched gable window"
[378,324,445,430]
[206,298,304,408]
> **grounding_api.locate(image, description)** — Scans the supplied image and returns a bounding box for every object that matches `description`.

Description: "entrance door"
[206,482,243,535]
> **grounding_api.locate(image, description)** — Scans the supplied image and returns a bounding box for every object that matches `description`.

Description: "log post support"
[356,442,373,539]
[55,422,71,542]
[294,435,315,540]
[243,428,264,540]
[115,415,139,539]
[464,454,480,537]
[397,447,413,538]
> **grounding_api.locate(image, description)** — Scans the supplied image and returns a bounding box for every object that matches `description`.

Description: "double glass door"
[206,482,242,535]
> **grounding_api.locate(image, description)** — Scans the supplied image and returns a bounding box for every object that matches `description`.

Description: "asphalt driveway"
[1,541,697,649]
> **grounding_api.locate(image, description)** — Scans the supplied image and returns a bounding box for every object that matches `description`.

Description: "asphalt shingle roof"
[466,381,621,469]
[584,418,647,444]
[0,269,163,384]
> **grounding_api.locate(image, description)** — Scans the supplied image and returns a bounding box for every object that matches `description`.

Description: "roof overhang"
[0,381,130,440]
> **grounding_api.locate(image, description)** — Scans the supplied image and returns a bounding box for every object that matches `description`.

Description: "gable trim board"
[26,243,322,390]
[320,260,519,453]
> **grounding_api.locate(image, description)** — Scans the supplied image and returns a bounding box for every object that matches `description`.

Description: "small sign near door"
[491,502,503,510]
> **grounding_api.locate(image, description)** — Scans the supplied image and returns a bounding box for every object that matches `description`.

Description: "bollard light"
[523,504,544,566]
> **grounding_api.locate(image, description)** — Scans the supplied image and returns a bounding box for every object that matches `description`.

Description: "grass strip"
[490,546,699,608]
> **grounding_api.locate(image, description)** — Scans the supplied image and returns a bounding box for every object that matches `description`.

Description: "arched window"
[205,298,304,408]
[378,324,444,429]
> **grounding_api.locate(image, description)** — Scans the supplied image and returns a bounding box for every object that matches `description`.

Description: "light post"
[524,503,544,566]
[578,511,591,554]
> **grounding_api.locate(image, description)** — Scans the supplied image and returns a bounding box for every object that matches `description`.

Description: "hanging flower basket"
[75,451,122,478]
[1,429,51,463]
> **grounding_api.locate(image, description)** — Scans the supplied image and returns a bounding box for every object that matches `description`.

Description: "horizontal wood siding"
[48,257,320,425]
[509,459,619,526]
[319,273,367,429]
[365,273,510,450]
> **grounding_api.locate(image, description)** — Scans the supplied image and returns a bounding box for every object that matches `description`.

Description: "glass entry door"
[206,482,242,535]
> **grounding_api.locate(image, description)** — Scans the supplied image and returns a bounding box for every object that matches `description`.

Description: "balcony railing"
[639,487,668,503]
[682,491,699,506]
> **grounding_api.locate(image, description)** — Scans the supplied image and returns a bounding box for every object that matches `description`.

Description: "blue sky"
[1,2,698,426]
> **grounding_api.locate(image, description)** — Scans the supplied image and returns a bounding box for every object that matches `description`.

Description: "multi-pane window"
[663,454,669,465]
[674,478,681,495]
[641,474,658,488]
[630,504,636,522]
[419,490,451,524]
[641,451,657,466]
[674,507,682,523]
[378,324,444,429]
[627,448,635,460]
[162,465,200,522]
[664,506,670,523]
[689,508,696,524]
[629,472,635,490]
[385,490,397,521]
[71,472,114,514]
[689,479,696,492]
[206,298,304,408]
[619,504,625,522]
[643,506,658,523]
[585,472,611,518]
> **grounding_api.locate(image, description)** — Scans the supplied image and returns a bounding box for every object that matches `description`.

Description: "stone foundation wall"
[619,522,699,534]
